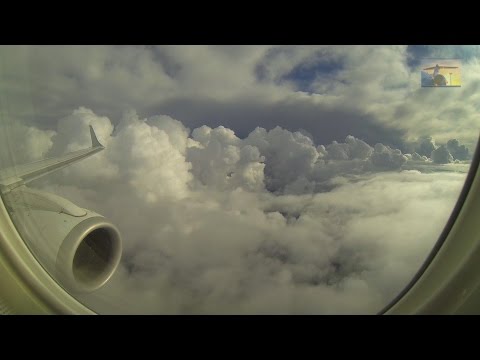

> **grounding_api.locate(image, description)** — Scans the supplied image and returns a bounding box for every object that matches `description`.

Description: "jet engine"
[433,74,447,86]
[3,187,122,294]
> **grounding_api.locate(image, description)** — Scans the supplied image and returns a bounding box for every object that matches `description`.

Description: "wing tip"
[89,125,104,148]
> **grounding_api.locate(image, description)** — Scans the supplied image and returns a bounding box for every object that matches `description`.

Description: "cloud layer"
[1,45,479,151]
[0,107,469,314]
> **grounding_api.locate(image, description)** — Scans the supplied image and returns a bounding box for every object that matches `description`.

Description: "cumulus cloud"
[411,152,429,162]
[187,125,265,192]
[414,136,437,157]
[1,106,470,314]
[370,143,408,169]
[431,145,454,164]
[405,136,472,164]
[447,139,470,161]
[40,108,193,203]
[323,136,373,161]
[244,126,319,192]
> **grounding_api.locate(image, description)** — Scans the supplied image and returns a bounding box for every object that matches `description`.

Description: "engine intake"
[56,215,122,293]
[6,191,122,294]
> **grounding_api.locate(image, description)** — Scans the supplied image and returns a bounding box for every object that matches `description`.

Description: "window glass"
[0,45,478,314]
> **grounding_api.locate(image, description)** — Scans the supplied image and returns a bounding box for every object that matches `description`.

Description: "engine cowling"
[4,187,122,293]
[433,74,447,86]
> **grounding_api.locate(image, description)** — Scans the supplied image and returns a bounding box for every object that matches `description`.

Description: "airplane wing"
[423,66,458,70]
[0,126,104,193]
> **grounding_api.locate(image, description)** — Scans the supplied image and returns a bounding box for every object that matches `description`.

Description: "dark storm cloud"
[151,97,407,149]
[447,139,469,160]
[276,57,345,92]
[432,145,454,164]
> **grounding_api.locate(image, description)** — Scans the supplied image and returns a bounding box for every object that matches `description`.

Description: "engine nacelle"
[433,74,447,86]
[4,187,122,293]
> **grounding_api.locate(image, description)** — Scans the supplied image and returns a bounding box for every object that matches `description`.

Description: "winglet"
[89,125,104,148]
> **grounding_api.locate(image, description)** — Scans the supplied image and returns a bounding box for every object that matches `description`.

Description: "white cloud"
[41,108,193,203]
[1,45,478,152]
[411,152,429,162]
[325,136,373,161]
[245,126,319,192]
[370,143,408,170]
[187,125,265,192]
[74,170,465,314]
[0,121,55,167]
[1,107,468,314]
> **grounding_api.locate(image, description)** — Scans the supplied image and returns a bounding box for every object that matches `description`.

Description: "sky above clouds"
[0,45,478,313]
[1,45,479,148]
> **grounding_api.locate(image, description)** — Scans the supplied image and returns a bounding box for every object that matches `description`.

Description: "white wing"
[0,126,104,193]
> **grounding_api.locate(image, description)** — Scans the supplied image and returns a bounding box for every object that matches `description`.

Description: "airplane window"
[0,45,478,314]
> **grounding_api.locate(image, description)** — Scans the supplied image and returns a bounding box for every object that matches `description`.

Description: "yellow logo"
[421,59,461,87]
